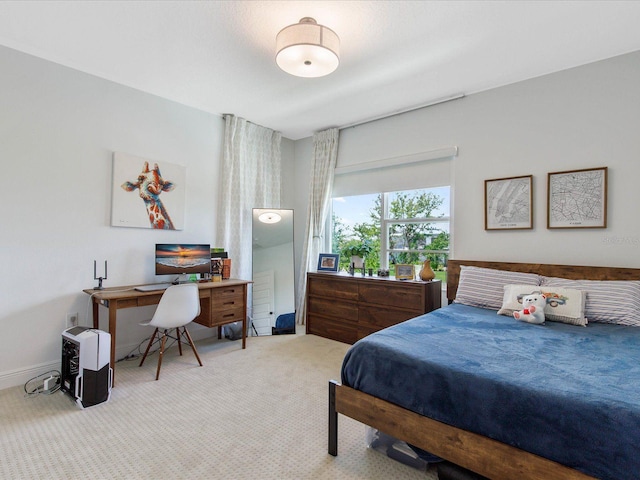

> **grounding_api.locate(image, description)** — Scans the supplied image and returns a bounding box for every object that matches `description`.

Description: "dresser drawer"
[307,296,358,323]
[359,282,424,310]
[307,313,358,344]
[308,276,358,301]
[359,305,422,330]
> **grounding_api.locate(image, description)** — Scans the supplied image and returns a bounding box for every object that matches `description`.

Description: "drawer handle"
[222,313,236,318]
[222,301,236,306]
[222,289,236,294]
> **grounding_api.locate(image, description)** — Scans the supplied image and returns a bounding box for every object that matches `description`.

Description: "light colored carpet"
[0,332,438,479]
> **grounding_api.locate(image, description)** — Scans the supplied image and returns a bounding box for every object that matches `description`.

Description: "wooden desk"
[83,279,250,382]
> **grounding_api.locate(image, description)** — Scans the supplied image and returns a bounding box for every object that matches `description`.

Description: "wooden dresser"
[306,272,441,344]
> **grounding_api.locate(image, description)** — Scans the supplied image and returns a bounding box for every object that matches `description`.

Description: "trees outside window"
[332,187,450,279]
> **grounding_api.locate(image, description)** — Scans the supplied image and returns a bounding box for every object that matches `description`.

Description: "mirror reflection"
[252,209,295,335]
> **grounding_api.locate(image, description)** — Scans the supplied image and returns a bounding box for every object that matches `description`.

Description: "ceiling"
[2,1,640,140]
[252,209,294,250]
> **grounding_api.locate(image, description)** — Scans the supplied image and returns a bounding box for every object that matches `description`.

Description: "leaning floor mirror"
[251,209,295,335]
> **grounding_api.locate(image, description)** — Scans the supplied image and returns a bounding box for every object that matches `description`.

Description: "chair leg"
[183,326,203,367]
[155,330,167,380]
[140,328,159,367]
[176,327,183,356]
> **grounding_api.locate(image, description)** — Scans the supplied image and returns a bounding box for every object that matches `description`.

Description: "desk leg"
[109,302,117,385]
[241,284,247,349]
[242,315,246,349]
[92,301,99,329]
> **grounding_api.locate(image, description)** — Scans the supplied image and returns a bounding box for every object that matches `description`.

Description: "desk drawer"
[212,294,244,310]
[211,306,245,326]
[211,287,244,307]
[194,306,244,328]
[137,294,164,307]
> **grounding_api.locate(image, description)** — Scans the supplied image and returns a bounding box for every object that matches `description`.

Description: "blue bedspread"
[341,303,640,480]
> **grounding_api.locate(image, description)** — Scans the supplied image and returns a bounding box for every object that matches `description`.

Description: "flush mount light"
[258,212,282,224]
[276,17,340,78]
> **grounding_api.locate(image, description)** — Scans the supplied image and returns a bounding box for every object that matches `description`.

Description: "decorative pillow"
[497,284,588,326]
[541,276,640,326]
[454,266,540,310]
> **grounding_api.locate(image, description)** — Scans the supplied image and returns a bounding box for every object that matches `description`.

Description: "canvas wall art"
[111,152,186,230]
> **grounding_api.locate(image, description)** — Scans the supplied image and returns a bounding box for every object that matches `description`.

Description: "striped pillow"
[454,265,541,310]
[540,276,640,326]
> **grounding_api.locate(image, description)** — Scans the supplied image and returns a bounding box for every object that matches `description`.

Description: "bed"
[328,260,640,480]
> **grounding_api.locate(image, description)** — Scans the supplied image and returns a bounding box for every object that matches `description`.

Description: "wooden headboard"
[447,259,640,303]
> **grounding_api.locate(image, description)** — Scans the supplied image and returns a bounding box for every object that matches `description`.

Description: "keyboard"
[134,283,173,292]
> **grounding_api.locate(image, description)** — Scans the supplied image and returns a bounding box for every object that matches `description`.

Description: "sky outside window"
[333,187,450,233]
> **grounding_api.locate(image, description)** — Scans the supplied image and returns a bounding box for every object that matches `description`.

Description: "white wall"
[0,46,225,389]
[293,51,640,275]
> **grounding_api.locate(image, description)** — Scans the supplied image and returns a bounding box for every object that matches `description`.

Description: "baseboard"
[0,328,222,392]
[0,360,62,392]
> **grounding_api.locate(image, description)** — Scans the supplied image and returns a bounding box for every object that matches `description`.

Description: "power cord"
[85,287,138,329]
[24,370,61,398]
[118,333,180,362]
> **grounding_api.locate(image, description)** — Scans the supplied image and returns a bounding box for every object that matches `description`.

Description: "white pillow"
[497,284,588,326]
[454,265,540,311]
[540,276,640,326]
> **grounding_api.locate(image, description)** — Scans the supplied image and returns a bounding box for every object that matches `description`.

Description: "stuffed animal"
[513,293,546,325]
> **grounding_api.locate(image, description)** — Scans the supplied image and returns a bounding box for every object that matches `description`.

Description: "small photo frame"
[547,167,608,229]
[395,264,415,280]
[484,175,533,230]
[317,253,340,272]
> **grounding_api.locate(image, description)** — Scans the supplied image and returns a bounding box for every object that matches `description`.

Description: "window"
[332,187,450,281]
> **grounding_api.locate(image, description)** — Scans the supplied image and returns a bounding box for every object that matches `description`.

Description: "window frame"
[331,187,450,271]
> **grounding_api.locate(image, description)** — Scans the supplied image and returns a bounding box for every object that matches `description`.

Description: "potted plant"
[342,241,373,269]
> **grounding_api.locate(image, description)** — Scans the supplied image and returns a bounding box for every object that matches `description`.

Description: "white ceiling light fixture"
[258,212,282,224]
[276,17,340,78]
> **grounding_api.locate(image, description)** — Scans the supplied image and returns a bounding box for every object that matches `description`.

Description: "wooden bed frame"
[329,260,640,480]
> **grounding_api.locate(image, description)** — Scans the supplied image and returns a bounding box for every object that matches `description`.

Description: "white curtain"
[217,115,281,283]
[295,128,340,325]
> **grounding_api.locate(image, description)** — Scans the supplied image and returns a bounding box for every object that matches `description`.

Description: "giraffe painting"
[111,152,185,230]
[121,161,176,230]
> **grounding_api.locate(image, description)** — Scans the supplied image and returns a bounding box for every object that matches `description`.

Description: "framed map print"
[484,175,533,230]
[547,167,607,229]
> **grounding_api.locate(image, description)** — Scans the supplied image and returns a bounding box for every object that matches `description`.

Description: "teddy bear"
[513,293,546,325]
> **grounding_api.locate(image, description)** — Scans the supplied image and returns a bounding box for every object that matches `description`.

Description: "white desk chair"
[139,283,203,380]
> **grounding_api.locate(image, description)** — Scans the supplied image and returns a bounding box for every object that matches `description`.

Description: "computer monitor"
[155,244,211,276]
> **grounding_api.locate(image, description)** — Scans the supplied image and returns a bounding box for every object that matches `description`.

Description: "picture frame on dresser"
[395,264,415,280]
[317,253,340,272]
